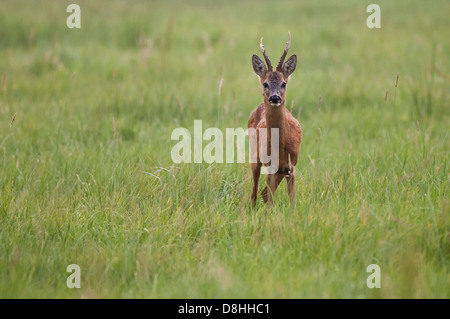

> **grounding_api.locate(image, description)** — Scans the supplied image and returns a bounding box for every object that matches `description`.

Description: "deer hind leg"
[262,173,284,205]
[286,167,296,204]
[251,162,262,207]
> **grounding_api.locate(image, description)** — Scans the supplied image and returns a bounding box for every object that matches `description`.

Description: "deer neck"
[264,103,287,148]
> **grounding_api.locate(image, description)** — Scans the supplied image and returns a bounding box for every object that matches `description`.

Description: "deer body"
[248,34,302,206]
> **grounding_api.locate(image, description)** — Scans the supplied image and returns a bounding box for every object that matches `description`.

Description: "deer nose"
[269,95,281,104]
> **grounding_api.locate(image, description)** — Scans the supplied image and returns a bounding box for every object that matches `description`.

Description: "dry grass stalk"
[175,95,183,112]
[288,153,292,171]
[112,117,119,146]
[394,73,399,105]
[112,116,116,136]
[218,78,224,96]
[10,113,16,127]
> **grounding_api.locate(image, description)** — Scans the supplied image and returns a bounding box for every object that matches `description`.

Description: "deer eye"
[281,82,287,89]
[263,82,269,89]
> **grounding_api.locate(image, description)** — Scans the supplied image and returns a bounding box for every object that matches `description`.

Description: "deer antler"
[276,32,291,71]
[260,37,273,71]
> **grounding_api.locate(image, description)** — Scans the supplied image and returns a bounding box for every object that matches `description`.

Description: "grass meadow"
[0,0,448,298]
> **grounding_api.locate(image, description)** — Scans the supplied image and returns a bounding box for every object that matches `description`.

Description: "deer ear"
[283,54,297,78]
[252,55,267,77]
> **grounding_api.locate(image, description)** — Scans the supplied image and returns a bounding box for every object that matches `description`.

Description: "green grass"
[0,0,448,298]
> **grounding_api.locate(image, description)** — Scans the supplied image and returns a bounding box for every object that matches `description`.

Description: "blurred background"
[0,0,448,298]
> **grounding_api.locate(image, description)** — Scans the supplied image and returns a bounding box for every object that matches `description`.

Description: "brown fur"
[248,50,302,206]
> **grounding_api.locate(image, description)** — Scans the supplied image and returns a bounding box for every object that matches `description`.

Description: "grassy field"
[0,0,448,298]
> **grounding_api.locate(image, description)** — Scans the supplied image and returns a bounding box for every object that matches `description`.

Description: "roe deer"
[248,33,302,206]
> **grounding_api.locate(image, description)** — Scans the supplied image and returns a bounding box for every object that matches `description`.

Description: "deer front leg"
[286,167,296,204]
[251,162,262,207]
[262,173,284,205]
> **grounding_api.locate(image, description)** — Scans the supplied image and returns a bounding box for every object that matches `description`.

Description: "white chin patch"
[270,103,281,107]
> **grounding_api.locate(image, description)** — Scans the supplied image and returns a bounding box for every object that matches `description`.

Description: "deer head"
[252,33,297,107]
